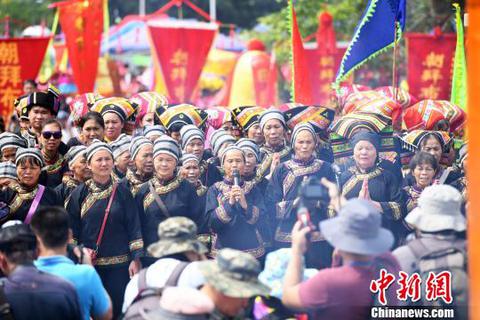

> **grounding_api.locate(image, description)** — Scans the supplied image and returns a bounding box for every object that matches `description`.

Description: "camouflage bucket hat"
[198,248,270,298]
[147,217,208,258]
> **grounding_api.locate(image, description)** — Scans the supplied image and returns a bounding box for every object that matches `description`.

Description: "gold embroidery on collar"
[341,168,383,197]
[9,185,39,214]
[143,176,182,209]
[256,146,291,178]
[80,181,114,218]
[282,160,323,196]
[44,155,65,174]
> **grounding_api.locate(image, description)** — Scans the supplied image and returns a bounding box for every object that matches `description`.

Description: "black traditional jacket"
[205,179,265,258]
[135,175,205,251]
[67,179,144,267]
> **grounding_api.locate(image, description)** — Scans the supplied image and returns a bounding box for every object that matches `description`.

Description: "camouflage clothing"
[147,217,208,258]
[198,249,270,298]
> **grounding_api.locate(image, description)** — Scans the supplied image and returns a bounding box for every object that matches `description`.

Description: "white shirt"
[122,258,205,312]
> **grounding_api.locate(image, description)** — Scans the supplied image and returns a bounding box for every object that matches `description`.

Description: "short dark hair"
[42,118,62,131]
[0,224,37,264]
[78,111,105,129]
[24,79,37,88]
[17,156,42,168]
[409,151,439,172]
[30,206,70,249]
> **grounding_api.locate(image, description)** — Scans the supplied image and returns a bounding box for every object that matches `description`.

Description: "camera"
[67,243,84,264]
[298,176,330,211]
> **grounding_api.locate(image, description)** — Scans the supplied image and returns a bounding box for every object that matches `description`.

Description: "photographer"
[282,199,401,319]
[31,206,112,320]
[266,123,336,268]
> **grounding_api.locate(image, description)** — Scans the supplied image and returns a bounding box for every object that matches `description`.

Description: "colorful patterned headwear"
[109,134,132,159]
[231,106,264,132]
[375,86,417,109]
[342,91,402,123]
[69,93,103,124]
[91,97,136,122]
[401,130,452,153]
[259,110,286,132]
[291,122,318,147]
[25,85,61,116]
[159,104,205,131]
[65,145,87,168]
[236,138,260,162]
[336,84,371,108]
[330,112,391,139]
[15,148,44,167]
[14,94,29,120]
[0,133,27,151]
[205,107,233,130]
[86,139,113,162]
[130,91,168,124]
[284,105,335,134]
[153,135,181,161]
[180,125,204,150]
[276,102,304,112]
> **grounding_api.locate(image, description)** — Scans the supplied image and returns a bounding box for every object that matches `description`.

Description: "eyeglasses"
[42,131,62,140]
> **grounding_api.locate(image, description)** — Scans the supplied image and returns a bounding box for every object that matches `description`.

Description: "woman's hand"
[270,153,281,173]
[128,258,141,278]
[358,177,371,200]
[231,185,248,209]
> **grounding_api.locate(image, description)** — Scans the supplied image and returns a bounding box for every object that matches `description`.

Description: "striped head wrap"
[0,133,27,151]
[236,138,260,162]
[211,131,236,157]
[86,139,113,162]
[143,125,166,140]
[291,122,318,147]
[153,136,181,161]
[65,145,87,168]
[181,153,200,165]
[180,125,204,150]
[220,145,245,166]
[0,162,17,180]
[130,136,153,160]
[259,110,286,132]
[15,148,44,167]
[109,134,132,159]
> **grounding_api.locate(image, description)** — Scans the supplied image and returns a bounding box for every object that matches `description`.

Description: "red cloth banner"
[290,1,313,105]
[0,37,50,120]
[406,33,456,100]
[57,0,103,94]
[148,21,217,103]
[251,53,277,106]
[305,47,345,105]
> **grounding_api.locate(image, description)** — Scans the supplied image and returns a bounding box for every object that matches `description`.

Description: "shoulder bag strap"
[24,184,45,224]
[438,167,452,184]
[165,262,189,287]
[95,183,118,253]
[149,181,170,218]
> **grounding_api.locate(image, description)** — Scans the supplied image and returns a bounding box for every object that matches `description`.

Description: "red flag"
[289,0,313,104]
[148,21,217,103]
[0,37,50,121]
[56,0,103,93]
[406,32,456,100]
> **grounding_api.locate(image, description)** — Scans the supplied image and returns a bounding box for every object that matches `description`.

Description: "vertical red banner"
[0,37,50,121]
[57,0,103,93]
[148,21,217,103]
[305,47,345,105]
[406,33,456,100]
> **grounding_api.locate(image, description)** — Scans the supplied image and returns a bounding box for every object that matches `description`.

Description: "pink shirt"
[299,253,400,320]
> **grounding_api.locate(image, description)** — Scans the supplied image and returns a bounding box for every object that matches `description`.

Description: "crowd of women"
[0,84,468,316]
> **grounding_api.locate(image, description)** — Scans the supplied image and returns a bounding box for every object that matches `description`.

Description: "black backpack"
[122,261,190,320]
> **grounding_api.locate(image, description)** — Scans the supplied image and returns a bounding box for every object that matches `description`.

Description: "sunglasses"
[42,131,62,140]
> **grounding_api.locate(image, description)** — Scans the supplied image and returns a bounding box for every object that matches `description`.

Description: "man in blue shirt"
[31,206,112,320]
[0,221,83,320]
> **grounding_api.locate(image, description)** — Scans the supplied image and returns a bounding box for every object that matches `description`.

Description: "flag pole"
[391,20,399,102]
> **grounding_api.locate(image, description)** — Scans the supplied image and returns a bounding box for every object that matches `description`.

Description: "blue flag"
[335,0,407,87]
